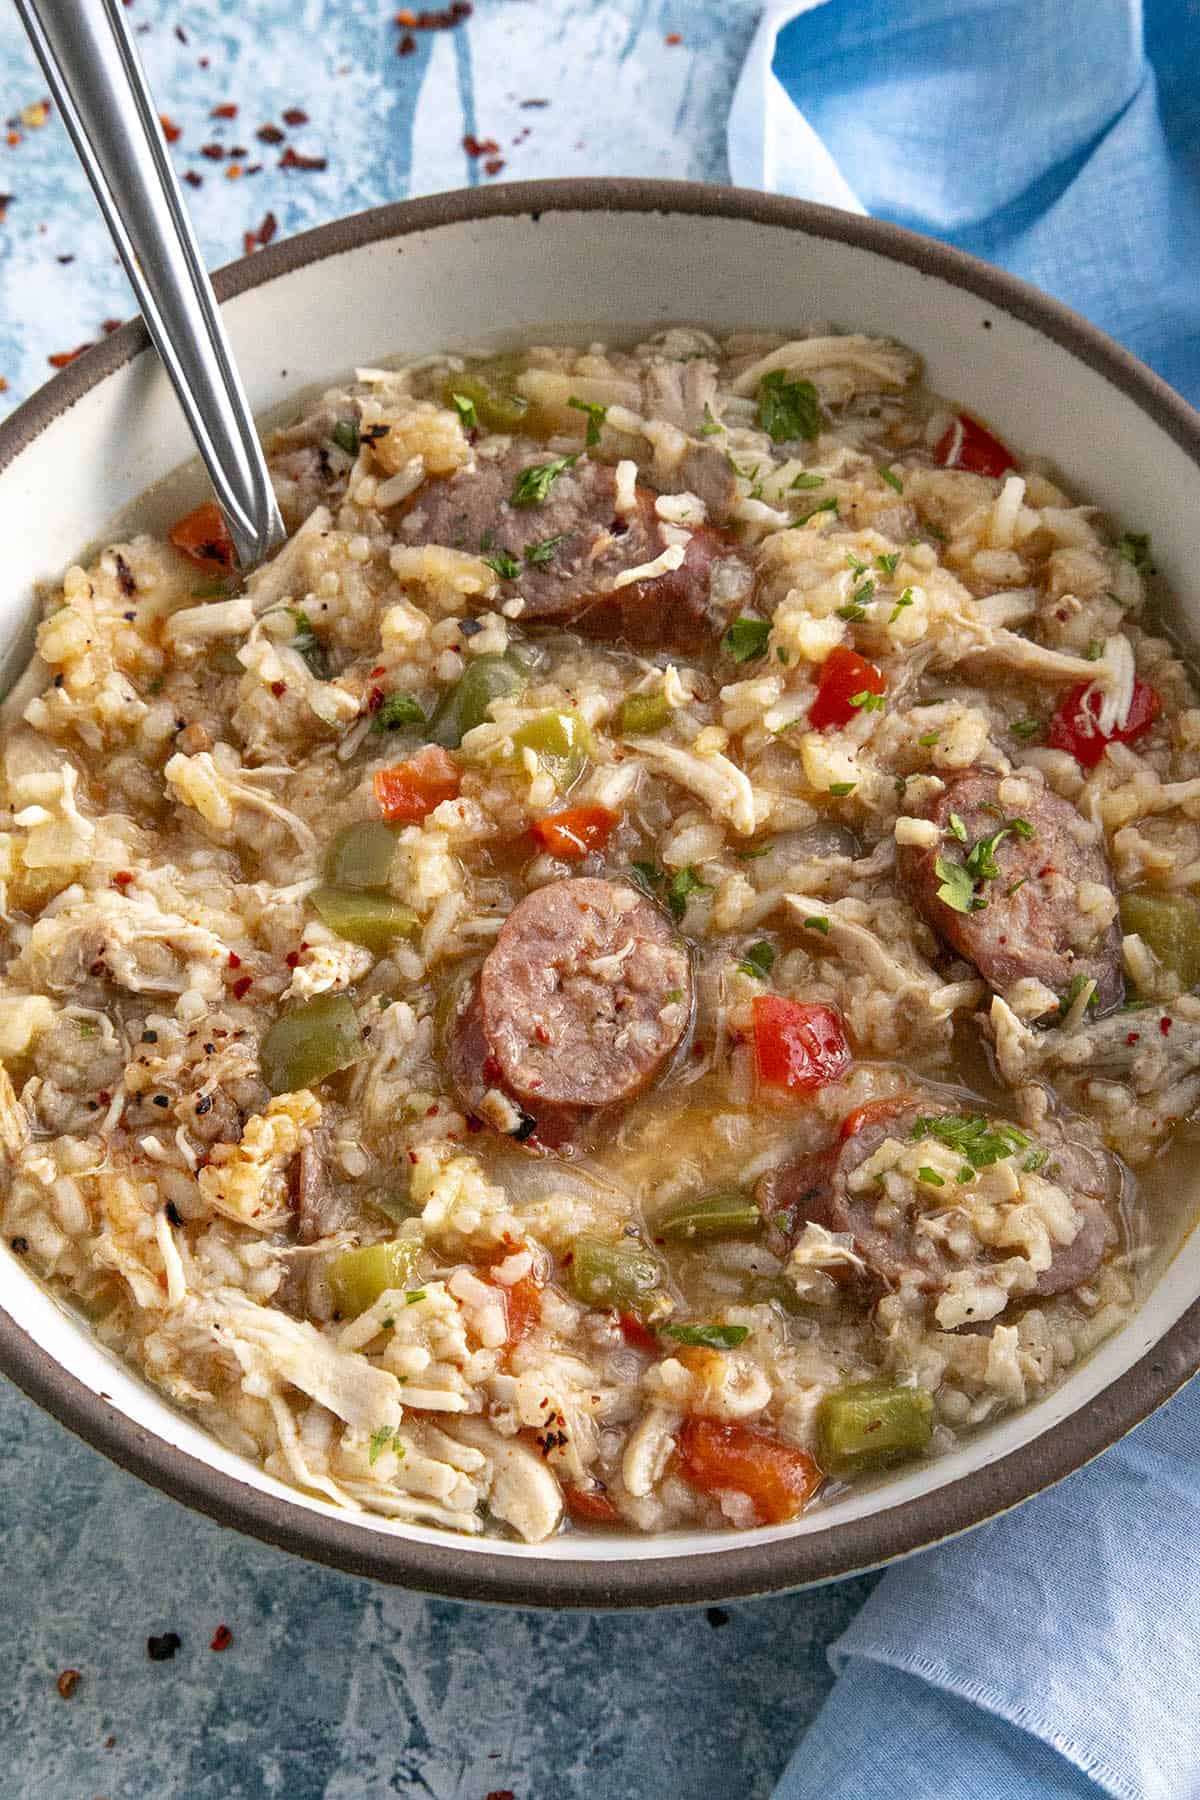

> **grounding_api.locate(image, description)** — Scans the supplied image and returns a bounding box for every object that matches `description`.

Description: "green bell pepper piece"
[619,691,673,736]
[442,358,531,433]
[657,1191,761,1242]
[427,654,525,749]
[310,887,419,950]
[816,1378,933,1476]
[1119,890,1200,989]
[568,1236,669,1319]
[329,1238,421,1318]
[324,820,400,890]
[510,707,595,790]
[260,993,366,1095]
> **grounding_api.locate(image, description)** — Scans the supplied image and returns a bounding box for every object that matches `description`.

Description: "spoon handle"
[14,0,286,569]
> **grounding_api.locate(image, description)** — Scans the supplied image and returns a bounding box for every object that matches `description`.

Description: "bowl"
[2,179,1199,1608]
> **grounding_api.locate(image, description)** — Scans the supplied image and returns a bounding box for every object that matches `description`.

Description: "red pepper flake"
[281,107,309,126]
[485,1791,515,1800]
[5,133,21,149]
[270,679,287,696]
[232,975,253,999]
[56,1669,82,1700]
[210,1624,233,1652]
[665,31,682,43]
[484,157,505,175]
[398,32,417,54]
[211,103,239,120]
[0,194,11,223]
[257,123,285,144]
[1127,1032,1141,1046]
[1161,1016,1173,1036]
[159,113,182,143]
[520,97,549,108]
[20,99,52,129]
[367,685,386,712]
[280,146,327,172]
[102,317,123,335]
[227,951,242,969]
[200,142,226,160]
[226,163,244,180]
[56,253,75,264]
[183,170,203,188]
[111,870,134,889]
[284,950,301,968]
[48,344,92,368]
[0,377,8,394]
[463,134,499,157]
[175,22,188,42]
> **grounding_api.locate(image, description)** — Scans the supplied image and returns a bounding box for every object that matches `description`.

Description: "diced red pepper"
[752,995,851,1094]
[676,1416,823,1525]
[618,1312,662,1356]
[934,412,1017,479]
[1046,677,1161,769]
[169,501,236,571]
[808,646,886,730]
[529,804,618,860]
[500,1274,541,1344]
[564,1483,623,1525]
[840,1096,911,1140]
[374,745,461,822]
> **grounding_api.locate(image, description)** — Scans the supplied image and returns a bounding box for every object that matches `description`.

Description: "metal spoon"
[14,0,286,569]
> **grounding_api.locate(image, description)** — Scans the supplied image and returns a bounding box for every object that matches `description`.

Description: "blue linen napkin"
[727,7,1200,1795]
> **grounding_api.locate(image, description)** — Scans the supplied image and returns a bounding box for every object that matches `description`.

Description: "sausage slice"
[897,770,1123,1015]
[478,878,691,1110]
[759,1097,1112,1309]
[399,449,748,649]
[831,1101,1112,1301]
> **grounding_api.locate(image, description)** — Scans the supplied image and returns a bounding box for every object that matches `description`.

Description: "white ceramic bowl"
[2,181,1199,1607]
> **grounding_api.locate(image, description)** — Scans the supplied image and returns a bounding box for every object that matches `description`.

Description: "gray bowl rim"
[1,176,1199,1609]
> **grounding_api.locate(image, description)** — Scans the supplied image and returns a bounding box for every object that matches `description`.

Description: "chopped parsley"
[368,1425,402,1465]
[722,616,772,662]
[916,1166,945,1187]
[630,859,661,895]
[567,395,607,447]
[791,471,825,490]
[846,553,870,576]
[909,1113,1030,1170]
[524,533,569,567]
[666,866,711,922]
[698,403,724,437]
[957,1166,975,1184]
[405,1289,427,1305]
[331,420,359,458]
[803,915,830,934]
[288,607,330,679]
[888,587,915,624]
[1011,717,1043,741]
[738,940,776,980]
[1058,973,1098,1017]
[736,843,772,860]
[448,392,477,431]
[798,496,839,526]
[849,689,885,713]
[483,548,521,581]
[1023,1148,1049,1173]
[828,781,857,797]
[1117,531,1153,572]
[1085,640,1104,662]
[838,600,868,623]
[876,551,901,576]
[372,691,425,732]
[934,856,980,914]
[510,455,578,508]
[918,729,940,747]
[948,812,969,843]
[757,370,821,443]
[878,463,904,493]
[660,1323,750,1350]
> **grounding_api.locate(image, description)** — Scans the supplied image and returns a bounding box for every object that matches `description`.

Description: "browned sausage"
[398,449,749,649]
[835,1101,1112,1300]
[897,770,1124,1015]
[754,1147,838,1258]
[478,878,692,1110]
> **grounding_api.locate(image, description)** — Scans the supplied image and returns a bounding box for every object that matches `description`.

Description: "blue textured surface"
[0,5,875,1796]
